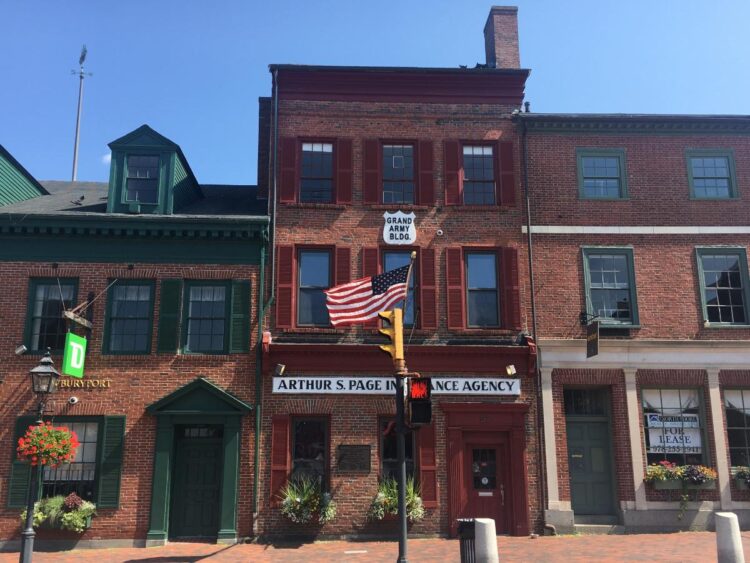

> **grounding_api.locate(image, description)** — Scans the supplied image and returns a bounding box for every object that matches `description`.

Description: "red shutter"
[444,141,461,205]
[335,247,351,287]
[363,139,380,204]
[278,137,297,203]
[419,248,437,329]
[498,141,516,207]
[417,141,434,206]
[417,423,438,508]
[445,248,464,329]
[336,139,353,204]
[270,415,291,506]
[362,247,379,328]
[275,245,295,329]
[501,247,521,330]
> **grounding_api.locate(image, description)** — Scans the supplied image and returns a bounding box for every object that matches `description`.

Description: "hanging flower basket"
[734,467,750,490]
[16,422,79,467]
[20,493,96,533]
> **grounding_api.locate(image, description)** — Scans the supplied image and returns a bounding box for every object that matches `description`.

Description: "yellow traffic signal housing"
[378,308,404,361]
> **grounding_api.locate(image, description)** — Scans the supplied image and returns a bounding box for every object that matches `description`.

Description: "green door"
[170,426,223,539]
[566,420,614,515]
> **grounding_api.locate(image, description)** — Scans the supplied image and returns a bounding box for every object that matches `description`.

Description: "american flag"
[325,264,411,326]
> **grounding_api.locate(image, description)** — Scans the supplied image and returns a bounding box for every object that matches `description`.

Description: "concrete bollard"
[715,512,745,563]
[474,518,499,563]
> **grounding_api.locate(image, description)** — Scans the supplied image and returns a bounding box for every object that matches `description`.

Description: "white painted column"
[541,367,562,509]
[707,368,732,510]
[624,368,647,510]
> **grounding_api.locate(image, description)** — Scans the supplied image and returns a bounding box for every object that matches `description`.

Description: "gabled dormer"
[0,144,48,207]
[106,125,202,215]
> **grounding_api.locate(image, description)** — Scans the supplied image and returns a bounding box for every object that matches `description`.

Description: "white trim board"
[522,225,750,235]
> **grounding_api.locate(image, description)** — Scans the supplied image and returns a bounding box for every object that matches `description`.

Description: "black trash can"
[457,518,476,563]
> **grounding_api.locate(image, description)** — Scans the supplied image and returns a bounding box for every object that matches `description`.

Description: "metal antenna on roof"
[71,45,93,182]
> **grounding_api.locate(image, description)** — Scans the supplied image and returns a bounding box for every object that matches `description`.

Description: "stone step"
[574,524,626,535]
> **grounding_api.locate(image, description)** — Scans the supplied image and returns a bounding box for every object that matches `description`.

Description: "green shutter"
[157,279,182,353]
[7,416,37,508]
[229,280,251,353]
[96,416,126,508]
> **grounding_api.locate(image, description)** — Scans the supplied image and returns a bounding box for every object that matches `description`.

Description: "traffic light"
[378,308,404,362]
[408,376,432,425]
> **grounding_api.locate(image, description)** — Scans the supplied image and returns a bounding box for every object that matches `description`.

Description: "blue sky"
[1,0,748,185]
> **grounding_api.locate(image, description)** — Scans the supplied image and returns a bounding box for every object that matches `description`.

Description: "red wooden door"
[462,441,509,533]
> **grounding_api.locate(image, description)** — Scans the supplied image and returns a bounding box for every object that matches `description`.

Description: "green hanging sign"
[62,333,87,378]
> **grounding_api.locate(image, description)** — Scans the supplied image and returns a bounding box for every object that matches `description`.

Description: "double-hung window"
[582,248,639,326]
[42,421,99,500]
[463,145,495,205]
[382,144,415,204]
[687,150,737,199]
[105,281,154,354]
[300,142,334,203]
[465,252,499,327]
[380,418,415,480]
[125,155,159,204]
[183,283,229,353]
[642,388,706,466]
[696,248,750,325]
[297,250,331,326]
[724,389,750,467]
[383,251,416,327]
[577,149,627,199]
[26,279,77,353]
[291,418,328,485]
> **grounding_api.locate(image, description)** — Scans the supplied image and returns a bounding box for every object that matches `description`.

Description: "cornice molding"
[520,116,750,135]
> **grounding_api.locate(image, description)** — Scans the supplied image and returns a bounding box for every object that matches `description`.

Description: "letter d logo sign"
[62,333,87,379]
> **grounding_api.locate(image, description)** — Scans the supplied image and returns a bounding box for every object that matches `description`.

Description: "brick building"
[256,6,540,539]
[519,113,750,532]
[0,126,268,549]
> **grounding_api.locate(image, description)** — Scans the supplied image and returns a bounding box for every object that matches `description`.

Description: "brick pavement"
[2,532,750,562]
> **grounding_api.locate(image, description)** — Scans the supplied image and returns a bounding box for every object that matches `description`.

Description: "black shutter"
[229,280,251,353]
[96,416,126,508]
[7,416,37,508]
[157,279,182,353]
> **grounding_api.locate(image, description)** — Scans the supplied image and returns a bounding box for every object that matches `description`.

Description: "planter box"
[735,478,749,490]
[651,480,716,490]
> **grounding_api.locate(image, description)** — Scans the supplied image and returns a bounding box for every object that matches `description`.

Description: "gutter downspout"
[253,70,280,533]
[518,115,549,533]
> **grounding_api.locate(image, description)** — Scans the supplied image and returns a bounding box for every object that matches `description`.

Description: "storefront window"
[292,418,328,485]
[724,389,750,466]
[379,418,415,479]
[642,388,705,465]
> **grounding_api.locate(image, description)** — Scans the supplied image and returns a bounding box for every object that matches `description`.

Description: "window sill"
[450,205,514,212]
[283,327,340,334]
[702,323,750,329]
[578,197,629,202]
[689,197,738,201]
[283,202,347,210]
[369,204,431,211]
[599,323,641,330]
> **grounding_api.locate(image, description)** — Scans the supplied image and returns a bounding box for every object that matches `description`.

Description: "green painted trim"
[181,280,231,355]
[576,148,628,200]
[24,278,79,353]
[685,148,739,200]
[695,246,750,327]
[146,416,173,542]
[119,151,167,214]
[582,246,640,328]
[217,417,241,542]
[146,377,252,415]
[102,280,156,355]
[520,116,750,135]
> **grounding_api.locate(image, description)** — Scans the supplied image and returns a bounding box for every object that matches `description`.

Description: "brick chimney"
[484,6,520,69]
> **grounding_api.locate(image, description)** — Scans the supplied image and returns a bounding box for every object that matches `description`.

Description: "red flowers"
[16,422,78,468]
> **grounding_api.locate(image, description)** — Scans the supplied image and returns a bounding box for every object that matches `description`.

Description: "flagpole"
[402,251,417,320]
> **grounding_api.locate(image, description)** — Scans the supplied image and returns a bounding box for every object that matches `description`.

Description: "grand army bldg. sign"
[272,376,520,395]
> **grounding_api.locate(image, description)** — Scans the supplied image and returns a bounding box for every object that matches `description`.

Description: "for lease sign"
[272,376,520,396]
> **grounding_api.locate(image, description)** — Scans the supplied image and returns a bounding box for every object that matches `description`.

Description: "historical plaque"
[337,445,371,472]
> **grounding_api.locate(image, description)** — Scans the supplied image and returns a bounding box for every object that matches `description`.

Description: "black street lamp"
[20,350,61,563]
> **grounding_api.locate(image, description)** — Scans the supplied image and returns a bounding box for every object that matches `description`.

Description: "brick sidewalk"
[2,532,749,562]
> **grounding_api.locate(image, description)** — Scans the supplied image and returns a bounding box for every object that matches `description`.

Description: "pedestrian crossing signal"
[408,377,432,425]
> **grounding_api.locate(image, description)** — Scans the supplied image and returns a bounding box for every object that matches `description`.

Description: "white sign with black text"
[646,413,702,454]
[383,211,417,245]
[272,376,520,396]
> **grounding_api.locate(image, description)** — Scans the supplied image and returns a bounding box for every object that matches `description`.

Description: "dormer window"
[126,155,159,204]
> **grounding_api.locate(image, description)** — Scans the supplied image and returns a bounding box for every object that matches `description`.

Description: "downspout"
[518,115,550,533]
[253,69,280,531]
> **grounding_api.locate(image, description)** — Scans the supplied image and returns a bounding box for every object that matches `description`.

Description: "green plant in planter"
[20,493,95,533]
[644,461,718,520]
[278,476,336,525]
[735,466,750,486]
[368,477,425,523]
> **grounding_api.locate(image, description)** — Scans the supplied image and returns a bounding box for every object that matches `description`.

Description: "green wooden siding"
[172,153,201,212]
[0,150,46,206]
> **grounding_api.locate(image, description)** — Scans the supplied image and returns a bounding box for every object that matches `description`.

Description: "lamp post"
[20,350,61,563]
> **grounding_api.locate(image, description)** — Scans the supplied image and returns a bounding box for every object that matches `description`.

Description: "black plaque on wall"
[337,445,371,472]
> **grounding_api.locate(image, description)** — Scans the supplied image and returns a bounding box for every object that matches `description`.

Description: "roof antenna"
[71,45,93,182]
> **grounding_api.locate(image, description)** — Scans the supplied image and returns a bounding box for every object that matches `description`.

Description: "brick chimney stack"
[484,6,520,69]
